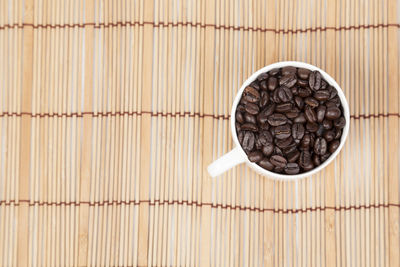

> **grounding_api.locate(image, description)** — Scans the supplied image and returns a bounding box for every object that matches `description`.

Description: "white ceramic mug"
[207,61,350,180]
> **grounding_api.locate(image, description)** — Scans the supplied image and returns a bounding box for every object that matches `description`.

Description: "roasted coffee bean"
[317,105,326,122]
[320,153,331,162]
[242,131,255,151]
[287,150,300,163]
[304,97,319,108]
[275,136,294,149]
[306,121,319,132]
[322,119,333,130]
[314,137,327,155]
[285,163,300,174]
[334,129,342,139]
[314,90,330,101]
[238,131,244,144]
[243,86,260,103]
[268,113,288,126]
[275,124,292,139]
[241,123,258,132]
[236,111,244,123]
[248,150,263,162]
[298,87,312,97]
[279,74,297,88]
[268,77,278,91]
[305,106,317,122]
[313,154,321,166]
[270,155,287,168]
[278,86,293,102]
[262,143,274,156]
[325,106,341,120]
[282,66,297,75]
[258,158,274,171]
[237,66,345,174]
[294,113,307,123]
[334,117,346,129]
[245,102,260,115]
[269,68,280,76]
[298,68,311,79]
[299,150,312,169]
[292,123,305,140]
[294,96,304,109]
[244,113,257,124]
[297,79,309,87]
[323,130,335,142]
[329,140,340,153]
[276,103,293,113]
[316,124,325,137]
[259,91,269,107]
[235,122,241,132]
[257,73,269,81]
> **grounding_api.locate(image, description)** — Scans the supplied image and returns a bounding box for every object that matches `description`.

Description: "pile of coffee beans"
[235,66,346,175]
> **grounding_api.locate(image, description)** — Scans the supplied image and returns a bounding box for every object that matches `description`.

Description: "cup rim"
[231,61,350,180]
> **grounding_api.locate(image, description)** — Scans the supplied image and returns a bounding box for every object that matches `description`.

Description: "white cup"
[207,61,350,180]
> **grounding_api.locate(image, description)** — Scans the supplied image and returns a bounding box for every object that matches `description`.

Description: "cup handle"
[207,146,247,177]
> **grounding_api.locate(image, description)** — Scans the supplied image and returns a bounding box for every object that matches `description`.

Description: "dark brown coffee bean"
[275,136,294,149]
[330,96,341,106]
[298,87,312,97]
[277,86,293,102]
[305,106,317,123]
[329,86,338,99]
[297,79,309,87]
[236,111,244,123]
[301,134,311,147]
[286,111,299,119]
[334,129,342,139]
[260,80,268,90]
[259,91,269,107]
[241,122,258,132]
[306,121,319,132]
[250,81,260,90]
[275,124,291,139]
[287,150,300,163]
[297,68,311,79]
[316,124,325,137]
[334,117,346,129]
[235,122,241,132]
[237,104,246,113]
[258,104,276,124]
[323,130,335,142]
[299,150,312,169]
[294,113,307,124]
[245,103,260,115]
[257,73,269,81]
[325,106,341,120]
[304,97,319,108]
[272,89,281,103]
[320,153,331,162]
[314,90,330,101]
[294,96,304,109]
[258,158,274,171]
[313,71,322,90]
[285,163,300,174]
[242,131,255,151]
[329,140,340,153]
[274,147,284,156]
[282,143,297,155]
[243,86,260,103]
[322,119,332,130]
[270,155,287,168]
[282,66,296,75]
[244,113,257,124]
[274,166,284,173]
[302,162,315,171]
[269,68,280,76]
[321,79,327,89]
[268,77,278,91]
[314,137,327,155]
[260,130,273,143]
[262,143,274,156]
[268,113,287,126]
[317,105,326,122]
[260,123,270,130]
[309,71,315,89]
[313,154,321,166]
[248,150,263,162]
[238,131,244,144]
[291,86,299,95]
[279,74,297,88]
[276,103,293,113]
[292,123,305,140]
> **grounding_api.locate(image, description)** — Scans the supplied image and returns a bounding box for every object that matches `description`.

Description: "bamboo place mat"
[0,0,399,266]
